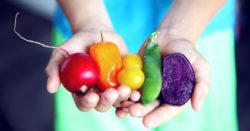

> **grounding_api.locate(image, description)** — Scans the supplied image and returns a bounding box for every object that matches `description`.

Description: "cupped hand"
[116,32,211,128]
[45,30,136,112]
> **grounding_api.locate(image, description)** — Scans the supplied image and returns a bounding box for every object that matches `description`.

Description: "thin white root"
[14,12,56,49]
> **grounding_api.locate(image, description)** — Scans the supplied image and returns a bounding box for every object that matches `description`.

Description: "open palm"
[116,33,211,128]
[46,30,139,112]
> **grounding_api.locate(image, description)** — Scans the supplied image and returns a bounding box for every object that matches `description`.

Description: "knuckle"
[45,66,51,76]
[118,86,131,96]
[77,101,91,112]
[102,94,113,104]
[104,89,118,102]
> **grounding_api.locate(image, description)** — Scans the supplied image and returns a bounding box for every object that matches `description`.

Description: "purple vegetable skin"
[161,53,195,106]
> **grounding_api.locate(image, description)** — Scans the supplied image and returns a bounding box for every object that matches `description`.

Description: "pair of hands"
[45,30,210,128]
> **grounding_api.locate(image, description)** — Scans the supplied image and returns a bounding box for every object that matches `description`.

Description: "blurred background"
[0,0,249,131]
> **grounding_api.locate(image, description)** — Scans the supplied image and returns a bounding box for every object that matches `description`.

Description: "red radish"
[59,53,99,93]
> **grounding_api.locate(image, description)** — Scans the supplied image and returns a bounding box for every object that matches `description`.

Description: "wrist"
[59,0,114,34]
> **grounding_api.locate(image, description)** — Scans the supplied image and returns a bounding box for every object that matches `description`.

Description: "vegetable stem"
[100,31,104,43]
[145,32,159,49]
[150,31,159,41]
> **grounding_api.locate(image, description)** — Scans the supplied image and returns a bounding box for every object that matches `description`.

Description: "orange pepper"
[89,33,122,90]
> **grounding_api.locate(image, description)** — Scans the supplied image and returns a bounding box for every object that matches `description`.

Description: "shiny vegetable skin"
[141,32,162,105]
[118,67,145,90]
[59,53,99,93]
[90,42,122,90]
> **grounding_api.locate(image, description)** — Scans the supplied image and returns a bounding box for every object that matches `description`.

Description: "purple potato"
[161,53,195,106]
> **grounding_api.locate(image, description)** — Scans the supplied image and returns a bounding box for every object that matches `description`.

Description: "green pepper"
[141,32,162,105]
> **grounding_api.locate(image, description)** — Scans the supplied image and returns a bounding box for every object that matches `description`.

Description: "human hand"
[46,30,138,112]
[115,32,211,128]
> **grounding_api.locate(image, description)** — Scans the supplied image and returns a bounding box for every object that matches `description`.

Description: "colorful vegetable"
[59,53,99,93]
[118,67,145,90]
[141,32,162,105]
[122,54,143,69]
[161,53,195,106]
[89,33,122,90]
[118,54,144,90]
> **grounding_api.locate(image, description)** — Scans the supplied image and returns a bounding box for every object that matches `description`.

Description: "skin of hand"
[116,0,225,128]
[45,30,140,112]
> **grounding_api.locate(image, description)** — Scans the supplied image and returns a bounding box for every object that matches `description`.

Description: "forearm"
[57,0,113,33]
[159,0,226,44]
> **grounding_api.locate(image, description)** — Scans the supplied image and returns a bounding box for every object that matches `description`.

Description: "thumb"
[45,48,68,93]
[191,55,211,111]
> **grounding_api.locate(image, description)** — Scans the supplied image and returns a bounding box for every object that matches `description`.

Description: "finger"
[45,49,68,93]
[73,92,100,112]
[115,107,128,118]
[143,104,186,128]
[95,88,119,112]
[121,101,135,108]
[191,56,211,112]
[129,90,141,102]
[128,100,160,117]
[114,85,131,107]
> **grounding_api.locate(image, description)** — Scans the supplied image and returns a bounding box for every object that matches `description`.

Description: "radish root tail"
[14,12,56,49]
